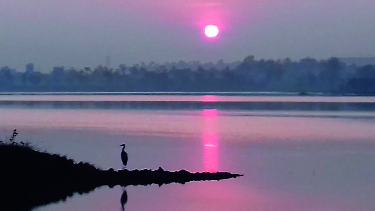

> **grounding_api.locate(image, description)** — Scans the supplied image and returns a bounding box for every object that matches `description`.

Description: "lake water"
[1,94,375,211]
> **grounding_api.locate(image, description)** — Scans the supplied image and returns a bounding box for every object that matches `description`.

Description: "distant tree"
[236,55,255,73]
[0,66,15,86]
[84,67,92,73]
[118,64,127,75]
[346,65,375,94]
[51,67,66,86]
[29,72,42,86]
[1,56,374,93]
[319,57,344,91]
[25,63,34,74]
[355,65,375,78]
[66,68,79,85]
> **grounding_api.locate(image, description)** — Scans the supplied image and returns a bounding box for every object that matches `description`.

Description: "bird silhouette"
[120,144,128,169]
[10,129,18,142]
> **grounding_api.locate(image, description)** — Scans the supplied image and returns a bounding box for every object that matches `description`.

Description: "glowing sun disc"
[205,25,219,38]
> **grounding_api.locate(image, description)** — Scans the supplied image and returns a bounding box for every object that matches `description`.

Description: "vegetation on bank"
[0,56,375,94]
[0,134,242,211]
[0,140,100,211]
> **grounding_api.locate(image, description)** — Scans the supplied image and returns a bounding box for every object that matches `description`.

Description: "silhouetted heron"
[120,144,128,168]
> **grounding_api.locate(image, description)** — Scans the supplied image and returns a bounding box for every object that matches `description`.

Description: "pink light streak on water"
[202,95,218,103]
[203,109,218,172]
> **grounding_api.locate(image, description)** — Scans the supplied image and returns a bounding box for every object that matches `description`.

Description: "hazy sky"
[0,0,374,71]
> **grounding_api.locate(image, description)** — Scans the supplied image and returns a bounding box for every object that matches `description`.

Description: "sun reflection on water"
[203,109,218,172]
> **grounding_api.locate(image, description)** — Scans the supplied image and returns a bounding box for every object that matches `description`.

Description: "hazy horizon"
[1,0,374,71]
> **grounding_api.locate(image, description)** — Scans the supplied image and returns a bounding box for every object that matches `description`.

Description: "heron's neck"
[122,146,125,151]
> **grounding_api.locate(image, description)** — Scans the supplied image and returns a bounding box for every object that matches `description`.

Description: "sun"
[205,25,219,38]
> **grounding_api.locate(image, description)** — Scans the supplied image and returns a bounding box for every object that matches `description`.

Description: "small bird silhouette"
[10,129,18,142]
[120,144,128,169]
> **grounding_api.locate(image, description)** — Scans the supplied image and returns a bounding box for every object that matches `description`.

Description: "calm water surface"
[1,95,375,211]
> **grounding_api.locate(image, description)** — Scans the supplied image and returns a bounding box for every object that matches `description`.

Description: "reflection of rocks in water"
[0,144,242,211]
[121,188,128,211]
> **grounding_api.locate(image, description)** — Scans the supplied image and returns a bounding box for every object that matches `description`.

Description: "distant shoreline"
[0,91,373,96]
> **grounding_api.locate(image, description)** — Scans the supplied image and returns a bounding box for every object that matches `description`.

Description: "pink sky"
[0,0,374,71]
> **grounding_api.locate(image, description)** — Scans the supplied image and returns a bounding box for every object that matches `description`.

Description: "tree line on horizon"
[0,56,374,94]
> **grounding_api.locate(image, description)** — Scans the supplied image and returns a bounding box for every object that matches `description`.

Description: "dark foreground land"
[0,143,242,211]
